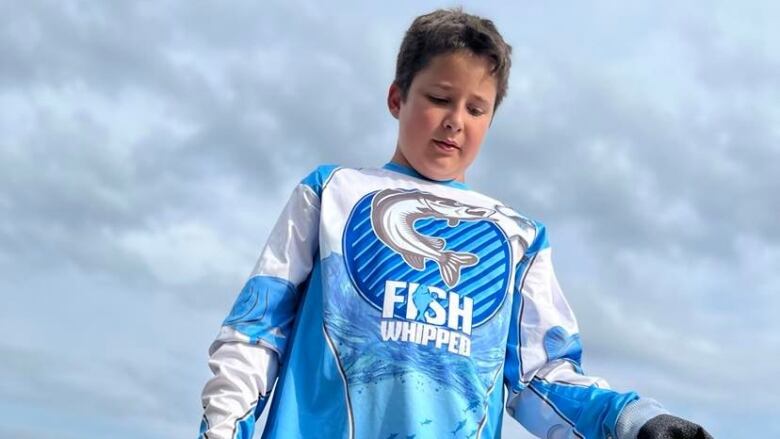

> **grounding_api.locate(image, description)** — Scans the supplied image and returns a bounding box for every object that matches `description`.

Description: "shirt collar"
[382,162,470,190]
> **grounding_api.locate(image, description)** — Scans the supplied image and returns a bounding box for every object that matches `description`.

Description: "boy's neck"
[389,150,466,183]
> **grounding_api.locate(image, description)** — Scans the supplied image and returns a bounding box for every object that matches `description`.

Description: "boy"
[198,8,712,439]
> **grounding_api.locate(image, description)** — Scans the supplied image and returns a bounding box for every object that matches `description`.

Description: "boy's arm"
[198,166,334,439]
[198,342,278,439]
[503,223,711,439]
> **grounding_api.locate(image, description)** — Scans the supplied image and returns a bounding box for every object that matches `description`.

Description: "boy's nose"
[443,108,464,132]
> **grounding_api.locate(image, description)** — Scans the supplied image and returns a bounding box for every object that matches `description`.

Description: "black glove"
[637,414,713,439]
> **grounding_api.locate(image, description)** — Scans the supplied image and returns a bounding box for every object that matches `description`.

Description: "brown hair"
[394,8,513,111]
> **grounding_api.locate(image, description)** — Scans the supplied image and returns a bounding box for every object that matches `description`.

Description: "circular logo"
[342,189,512,328]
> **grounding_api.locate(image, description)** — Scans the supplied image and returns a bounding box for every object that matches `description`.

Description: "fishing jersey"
[199,163,649,439]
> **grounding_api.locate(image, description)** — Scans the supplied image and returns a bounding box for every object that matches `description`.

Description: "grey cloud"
[481,26,780,260]
[1,0,411,298]
[0,345,164,434]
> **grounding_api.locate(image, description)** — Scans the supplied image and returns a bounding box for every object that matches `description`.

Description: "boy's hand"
[638,414,713,439]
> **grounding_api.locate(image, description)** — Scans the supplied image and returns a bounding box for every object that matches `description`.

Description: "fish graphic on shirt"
[371,189,494,288]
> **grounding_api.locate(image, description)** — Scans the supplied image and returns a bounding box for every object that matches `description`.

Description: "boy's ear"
[387,83,401,119]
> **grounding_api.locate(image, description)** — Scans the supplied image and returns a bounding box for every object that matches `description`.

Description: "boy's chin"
[416,164,462,182]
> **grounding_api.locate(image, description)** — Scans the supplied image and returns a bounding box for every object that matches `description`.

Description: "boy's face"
[388,51,497,182]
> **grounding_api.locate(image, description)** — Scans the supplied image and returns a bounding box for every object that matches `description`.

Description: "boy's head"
[388,8,512,183]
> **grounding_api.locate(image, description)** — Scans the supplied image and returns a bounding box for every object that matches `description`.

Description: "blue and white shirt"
[199,163,663,439]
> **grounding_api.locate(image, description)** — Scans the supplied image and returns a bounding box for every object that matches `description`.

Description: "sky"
[1,0,778,437]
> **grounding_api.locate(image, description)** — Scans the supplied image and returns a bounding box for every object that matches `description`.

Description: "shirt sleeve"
[503,222,640,439]
[198,165,336,439]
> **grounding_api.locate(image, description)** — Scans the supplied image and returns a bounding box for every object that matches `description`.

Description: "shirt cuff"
[615,397,670,439]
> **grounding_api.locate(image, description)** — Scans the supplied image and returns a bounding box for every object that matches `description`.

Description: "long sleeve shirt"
[199,163,663,439]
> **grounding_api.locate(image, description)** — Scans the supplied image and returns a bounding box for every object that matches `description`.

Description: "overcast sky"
[1,1,778,438]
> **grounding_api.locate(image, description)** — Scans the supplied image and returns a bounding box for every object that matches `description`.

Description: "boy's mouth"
[433,138,460,150]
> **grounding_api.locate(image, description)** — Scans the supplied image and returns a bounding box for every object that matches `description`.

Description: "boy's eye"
[468,106,486,117]
[427,94,486,117]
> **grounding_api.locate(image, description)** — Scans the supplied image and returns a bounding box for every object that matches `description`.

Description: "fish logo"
[370,189,495,288]
[342,189,512,328]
